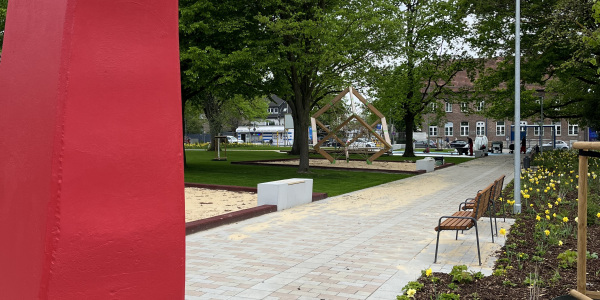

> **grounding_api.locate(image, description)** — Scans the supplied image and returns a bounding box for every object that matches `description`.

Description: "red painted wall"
[0,1,184,299]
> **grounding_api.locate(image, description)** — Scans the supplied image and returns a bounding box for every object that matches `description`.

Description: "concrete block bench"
[258,178,313,211]
[416,157,435,173]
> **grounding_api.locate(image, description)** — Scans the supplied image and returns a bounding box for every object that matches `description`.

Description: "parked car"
[543,140,570,150]
[225,136,240,144]
[348,138,376,148]
[414,140,437,148]
[324,139,343,147]
[449,140,468,148]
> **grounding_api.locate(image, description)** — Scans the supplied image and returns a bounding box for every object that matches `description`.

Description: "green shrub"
[401,281,424,293]
[438,293,460,300]
[557,250,577,269]
[449,265,473,283]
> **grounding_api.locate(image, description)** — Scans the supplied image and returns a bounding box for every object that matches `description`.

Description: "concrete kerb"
[184,183,327,234]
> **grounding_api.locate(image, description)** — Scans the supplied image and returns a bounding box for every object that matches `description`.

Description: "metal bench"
[434,182,495,265]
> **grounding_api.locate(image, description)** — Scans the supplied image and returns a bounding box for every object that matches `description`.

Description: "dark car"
[450,140,468,148]
[324,140,343,147]
[414,140,436,148]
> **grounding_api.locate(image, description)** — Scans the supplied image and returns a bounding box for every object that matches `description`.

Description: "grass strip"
[185,150,412,197]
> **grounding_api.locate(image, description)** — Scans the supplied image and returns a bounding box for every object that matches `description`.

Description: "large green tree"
[256,0,398,172]
[371,0,475,157]
[179,0,268,153]
[466,0,600,129]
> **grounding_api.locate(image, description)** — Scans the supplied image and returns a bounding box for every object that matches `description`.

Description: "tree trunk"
[403,112,416,157]
[290,123,300,155]
[203,93,223,151]
[291,100,310,173]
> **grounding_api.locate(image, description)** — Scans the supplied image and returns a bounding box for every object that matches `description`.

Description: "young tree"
[371,0,475,157]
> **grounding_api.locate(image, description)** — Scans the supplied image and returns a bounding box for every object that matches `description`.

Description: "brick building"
[420,64,588,150]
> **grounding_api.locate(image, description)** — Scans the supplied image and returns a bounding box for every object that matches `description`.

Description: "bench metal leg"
[475,224,482,266]
[489,213,494,243]
[455,230,459,240]
[434,230,441,264]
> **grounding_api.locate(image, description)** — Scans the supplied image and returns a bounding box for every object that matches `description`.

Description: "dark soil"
[413,177,600,300]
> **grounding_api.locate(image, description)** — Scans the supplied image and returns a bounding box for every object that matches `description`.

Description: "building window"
[534,124,545,136]
[460,102,468,112]
[430,102,437,111]
[445,102,452,113]
[520,121,527,132]
[268,107,279,113]
[476,101,485,112]
[496,121,505,136]
[445,122,453,136]
[568,122,579,135]
[476,121,485,136]
[460,122,469,136]
[429,126,438,137]
[554,122,561,135]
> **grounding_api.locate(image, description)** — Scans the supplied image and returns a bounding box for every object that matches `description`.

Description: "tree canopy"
[466,0,600,129]
[254,0,400,172]
[371,0,475,157]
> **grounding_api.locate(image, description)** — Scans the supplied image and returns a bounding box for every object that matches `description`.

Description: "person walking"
[468,137,473,156]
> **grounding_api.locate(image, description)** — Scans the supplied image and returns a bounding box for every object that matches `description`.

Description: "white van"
[474,136,488,151]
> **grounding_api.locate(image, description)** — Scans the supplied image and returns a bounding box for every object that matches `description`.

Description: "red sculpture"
[0,1,184,298]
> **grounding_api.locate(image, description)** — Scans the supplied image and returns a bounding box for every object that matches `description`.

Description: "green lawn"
[184,150,412,196]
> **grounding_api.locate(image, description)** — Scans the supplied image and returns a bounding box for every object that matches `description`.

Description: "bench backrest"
[474,182,495,220]
[493,175,506,201]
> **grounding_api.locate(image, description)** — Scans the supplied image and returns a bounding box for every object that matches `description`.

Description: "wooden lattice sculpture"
[311,87,392,163]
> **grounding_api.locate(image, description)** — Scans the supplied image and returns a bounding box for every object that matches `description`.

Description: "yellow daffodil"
[536,215,541,221]
[407,288,416,298]
[499,228,506,236]
[597,212,600,218]
[557,197,562,202]
[575,217,579,223]
[558,240,563,246]
[545,230,550,236]
[563,217,569,222]
[426,268,432,277]
[545,210,550,214]
[548,203,553,208]
[546,215,551,220]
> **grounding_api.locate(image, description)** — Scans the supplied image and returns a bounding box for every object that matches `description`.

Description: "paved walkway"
[186,155,516,300]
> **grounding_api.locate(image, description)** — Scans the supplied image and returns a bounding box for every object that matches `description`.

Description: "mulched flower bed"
[399,151,600,300]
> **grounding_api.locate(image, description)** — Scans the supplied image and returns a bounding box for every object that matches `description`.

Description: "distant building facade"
[420,62,588,149]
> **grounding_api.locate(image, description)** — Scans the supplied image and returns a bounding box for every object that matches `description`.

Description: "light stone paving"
[186,154,516,300]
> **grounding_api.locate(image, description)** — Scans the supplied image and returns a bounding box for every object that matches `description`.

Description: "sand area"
[185,188,257,222]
